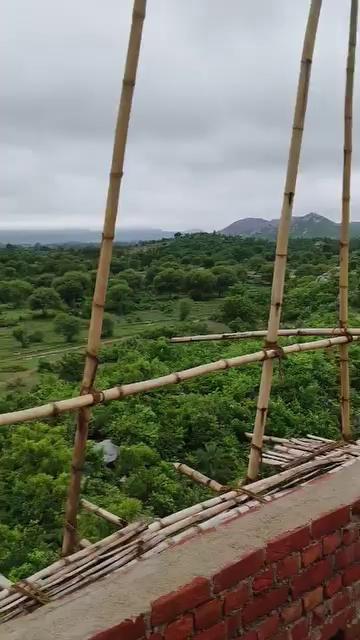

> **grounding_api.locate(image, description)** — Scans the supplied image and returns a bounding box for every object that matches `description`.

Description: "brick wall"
[88,500,360,640]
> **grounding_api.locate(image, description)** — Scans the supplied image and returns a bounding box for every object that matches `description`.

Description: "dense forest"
[1,232,360,581]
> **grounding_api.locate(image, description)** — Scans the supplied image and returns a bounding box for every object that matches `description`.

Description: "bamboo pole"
[80,499,126,527]
[170,327,360,343]
[173,462,225,492]
[0,334,358,429]
[62,0,146,556]
[339,0,358,440]
[247,0,323,482]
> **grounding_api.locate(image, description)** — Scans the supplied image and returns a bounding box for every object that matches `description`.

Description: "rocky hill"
[220,213,360,239]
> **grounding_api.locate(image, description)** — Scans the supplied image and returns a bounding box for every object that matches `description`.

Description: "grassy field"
[0,298,227,390]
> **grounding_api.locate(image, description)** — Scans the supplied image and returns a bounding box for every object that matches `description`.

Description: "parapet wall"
[90,505,360,640]
[3,462,360,640]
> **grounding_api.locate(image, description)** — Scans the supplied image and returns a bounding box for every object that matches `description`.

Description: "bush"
[102,314,114,338]
[29,330,44,343]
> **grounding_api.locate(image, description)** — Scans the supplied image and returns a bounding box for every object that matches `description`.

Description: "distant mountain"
[0,227,174,246]
[220,213,360,239]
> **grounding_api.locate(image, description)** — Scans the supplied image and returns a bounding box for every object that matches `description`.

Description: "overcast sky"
[1,0,359,231]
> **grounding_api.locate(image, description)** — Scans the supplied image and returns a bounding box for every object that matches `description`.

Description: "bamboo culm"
[0,333,358,428]
[170,327,360,343]
[339,0,358,440]
[248,0,323,482]
[62,0,147,556]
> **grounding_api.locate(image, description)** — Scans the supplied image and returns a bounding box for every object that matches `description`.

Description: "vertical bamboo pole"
[339,0,358,441]
[62,0,146,555]
[247,0,323,482]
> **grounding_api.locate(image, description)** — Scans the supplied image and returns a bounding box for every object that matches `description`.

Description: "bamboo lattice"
[0,0,358,612]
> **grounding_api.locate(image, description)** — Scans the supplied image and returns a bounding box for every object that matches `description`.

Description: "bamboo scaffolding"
[0,334,358,429]
[247,0,323,482]
[62,0,146,556]
[80,499,126,527]
[170,327,360,343]
[339,0,358,440]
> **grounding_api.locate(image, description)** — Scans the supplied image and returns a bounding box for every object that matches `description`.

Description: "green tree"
[106,282,133,315]
[12,326,29,348]
[54,313,82,343]
[153,268,185,295]
[185,269,216,300]
[57,352,84,382]
[0,280,33,306]
[53,272,89,308]
[179,299,192,321]
[212,266,237,296]
[28,287,62,316]
[102,313,114,338]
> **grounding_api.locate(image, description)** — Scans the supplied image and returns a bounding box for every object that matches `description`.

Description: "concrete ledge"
[3,461,360,640]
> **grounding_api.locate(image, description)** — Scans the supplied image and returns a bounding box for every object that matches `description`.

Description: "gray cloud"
[1,0,359,231]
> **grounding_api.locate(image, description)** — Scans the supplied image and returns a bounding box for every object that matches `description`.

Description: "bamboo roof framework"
[0,0,358,596]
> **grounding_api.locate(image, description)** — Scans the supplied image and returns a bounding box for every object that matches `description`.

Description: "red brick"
[272,634,289,640]
[302,542,322,568]
[351,499,360,515]
[151,578,211,625]
[311,604,327,628]
[252,568,274,593]
[322,531,341,555]
[256,613,279,640]
[194,621,226,640]
[90,616,146,640]
[281,601,302,624]
[226,612,241,639]
[266,527,311,562]
[277,555,300,580]
[324,574,342,598]
[345,619,360,639]
[303,586,323,612]
[223,583,250,614]
[291,558,332,598]
[311,506,350,538]
[165,615,193,640]
[343,524,359,546]
[238,633,257,640]
[330,590,350,615]
[148,635,163,640]
[319,606,355,640]
[194,600,222,631]
[291,617,309,640]
[343,565,360,586]
[242,586,289,625]
[213,550,264,593]
[355,539,360,560]
[336,544,356,569]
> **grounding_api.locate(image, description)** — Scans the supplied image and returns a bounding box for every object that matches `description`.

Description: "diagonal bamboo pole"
[339,0,358,440]
[247,0,323,482]
[0,334,358,428]
[62,0,146,556]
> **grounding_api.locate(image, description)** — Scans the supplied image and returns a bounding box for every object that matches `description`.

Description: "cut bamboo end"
[81,499,126,528]
[173,462,225,493]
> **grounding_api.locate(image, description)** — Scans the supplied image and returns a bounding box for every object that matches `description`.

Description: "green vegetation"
[1,232,360,580]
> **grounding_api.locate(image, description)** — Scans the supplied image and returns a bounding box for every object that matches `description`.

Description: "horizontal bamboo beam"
[170,327,360,343]
[0,333,358,428]
[80,499,126,527]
